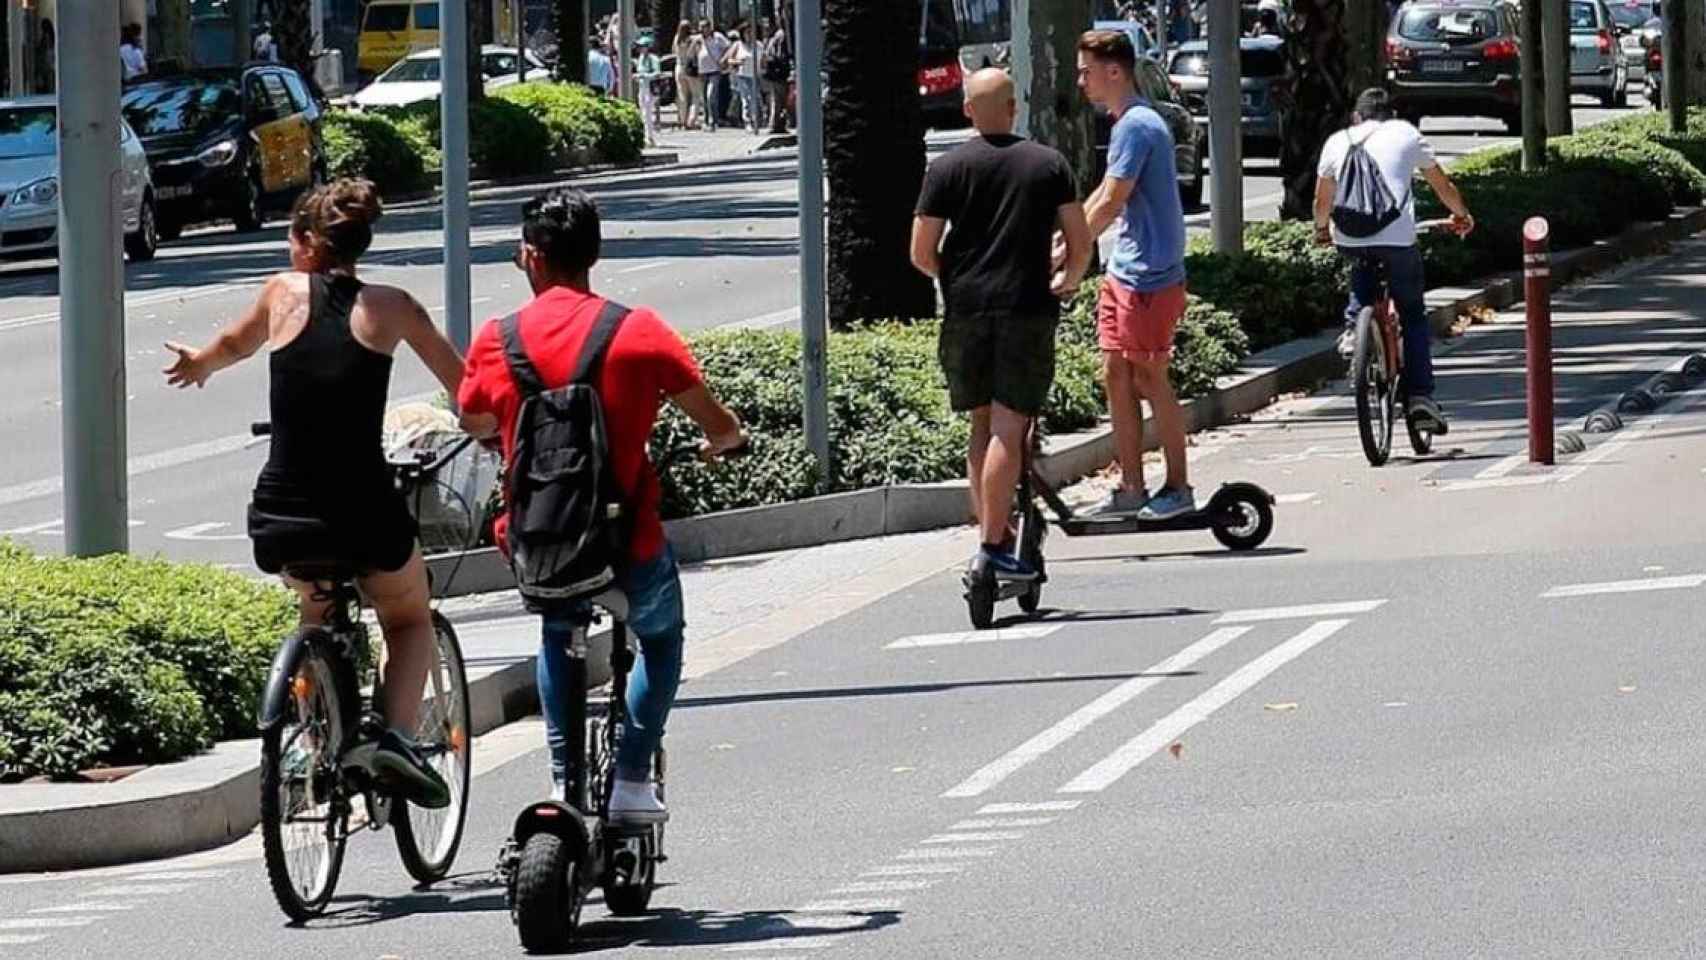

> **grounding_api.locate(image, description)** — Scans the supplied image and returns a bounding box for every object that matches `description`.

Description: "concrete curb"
[385,153,683,211]
[7,200,1701,875]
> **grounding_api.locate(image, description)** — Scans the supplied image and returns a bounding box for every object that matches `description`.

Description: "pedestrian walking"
[911,68,1091,580]
[635,38,663,147]
[120,23,148,81]
[673,21,704,129]
[586,35,616,95]
[722,23,759,131]
[762,19,793,133]
[696,20,730,131]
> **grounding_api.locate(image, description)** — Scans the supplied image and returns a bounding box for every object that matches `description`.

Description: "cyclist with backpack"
[1313,88,1474,435]
[458,188,746,824]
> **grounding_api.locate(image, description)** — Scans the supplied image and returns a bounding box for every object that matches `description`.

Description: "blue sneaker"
[1137,486,1197,522]
[982,548,1039,581]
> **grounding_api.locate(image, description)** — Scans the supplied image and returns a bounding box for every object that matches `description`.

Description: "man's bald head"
[963,67,1017,135]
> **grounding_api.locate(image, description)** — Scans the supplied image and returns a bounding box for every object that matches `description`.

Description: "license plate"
[157,185,193,200]
[1421,59,1465,74]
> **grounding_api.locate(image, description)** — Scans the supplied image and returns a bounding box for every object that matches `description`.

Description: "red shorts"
[1097,277,1187,362]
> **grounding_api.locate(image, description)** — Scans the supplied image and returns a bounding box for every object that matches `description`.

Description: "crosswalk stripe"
[861,863,965,877]
[941,627,1252,798]
[948,817,1056,829]
[796,899,904,913]
[886,625,1060,650]
[919,831,1024,844]
[897,847,998,860]
[1060,619,1352,793]
[831,879,936,894]
[0,935,48,945]
[1542,574,1706,598]
[29,903,134,913]
[1214,600,1384,623]
[0,917,98,929]
[975,801,1080,815]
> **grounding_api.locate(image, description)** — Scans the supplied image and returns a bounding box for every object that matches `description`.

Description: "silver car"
[1606,0,1656,83]
[1569,0,1631,107]
[0,96,159,262]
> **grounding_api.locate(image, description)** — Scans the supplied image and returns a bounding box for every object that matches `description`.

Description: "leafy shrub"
[0,542,296,780]
[322,110,434,197]
[1447,136,1688,221]
[496,82,646,165]
[1184,220,1349,350]
[384,97,555,178]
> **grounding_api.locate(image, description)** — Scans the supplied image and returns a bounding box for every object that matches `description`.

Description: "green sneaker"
[371,729,451,809]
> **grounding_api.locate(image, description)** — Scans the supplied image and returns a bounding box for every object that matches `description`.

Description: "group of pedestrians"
[671,18,792,133]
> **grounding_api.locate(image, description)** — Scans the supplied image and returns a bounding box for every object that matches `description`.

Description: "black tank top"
[260,273,393,496]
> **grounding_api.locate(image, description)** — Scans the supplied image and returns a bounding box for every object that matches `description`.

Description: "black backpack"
[499,302,630,612]
[1330,123,1408,239]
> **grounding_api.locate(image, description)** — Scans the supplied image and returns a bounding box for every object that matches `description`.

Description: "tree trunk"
[1016,0,1097,196]
[469,0,490,101]
[823,0,935,326]
[1277,0,1376,220]
[554,0,588,82]
[1688,0,1706,106]
[155,0,194,70]
[651,0,684,35]
[276,0,316,85]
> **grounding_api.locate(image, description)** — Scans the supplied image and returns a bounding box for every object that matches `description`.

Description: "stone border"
[7,206,1701,875]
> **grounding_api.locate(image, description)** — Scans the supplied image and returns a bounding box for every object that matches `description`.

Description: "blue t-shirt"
[1107,98,1187,292]
[587,50,615,92]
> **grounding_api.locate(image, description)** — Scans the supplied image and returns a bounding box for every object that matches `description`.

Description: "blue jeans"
[539,546,686,785]
[1342,244,1435,398]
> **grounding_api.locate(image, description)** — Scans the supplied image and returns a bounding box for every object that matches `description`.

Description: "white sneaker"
[609,778,669,824]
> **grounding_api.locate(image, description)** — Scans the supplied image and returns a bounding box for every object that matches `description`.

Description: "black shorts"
[937,312,1059,416]
[248,478,417,578]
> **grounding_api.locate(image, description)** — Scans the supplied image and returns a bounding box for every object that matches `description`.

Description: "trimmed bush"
[322,110,434,198]
[1184,220,1349,351]
[496,82,645,165]
[0,542,296,780]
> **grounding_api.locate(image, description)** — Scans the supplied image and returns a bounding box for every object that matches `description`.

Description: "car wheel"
[124,194,159,262]
[233,169,264,233]
[156,215,183,242]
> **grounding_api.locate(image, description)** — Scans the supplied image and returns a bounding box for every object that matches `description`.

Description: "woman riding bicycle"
[162,178,468,809]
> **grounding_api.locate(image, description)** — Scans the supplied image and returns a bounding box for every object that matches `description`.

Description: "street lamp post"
[795,0,829,473]
[442,0,473,354]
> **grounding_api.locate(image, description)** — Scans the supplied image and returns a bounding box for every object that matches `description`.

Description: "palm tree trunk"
[469,0,491,102]
[1277,0,1382,220]
[276,0,317,91]
[155,0,194,71]
[823,0,935,325]
[1017,0,1097,194]
[554,0,588,82]
[651,0,684,34]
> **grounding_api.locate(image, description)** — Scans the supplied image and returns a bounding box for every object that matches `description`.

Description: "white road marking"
[1214,600,1385,624]
[976,800,1080,815]
[0,917,98,929]
[0,518,67,536]
[861,863,965,877]
[0,935,47,945]
[616,261,668,274]
[1473,454,1527,481]
[796,899,904,913]
[948,817,1056,829]
[163,522,248,542]
[722,940,839,952]
[1060,619,1353,793]
[1273,492,1319,505]
[896,847,999,860]
[886,624,1060,650]
[124,870,226,881]
[1542,574,1706,598]
[29,903,135,913]
[830,879,937,894]
[725,306,801,330]
[941,626,1251,798]
[919,831,1025,844]
[87,884,192,896]
[1438,475,1553,492]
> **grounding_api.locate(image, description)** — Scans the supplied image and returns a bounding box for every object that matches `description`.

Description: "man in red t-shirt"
[459,188,745,823]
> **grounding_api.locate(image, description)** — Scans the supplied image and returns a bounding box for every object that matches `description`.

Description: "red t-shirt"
[458,287,703,565]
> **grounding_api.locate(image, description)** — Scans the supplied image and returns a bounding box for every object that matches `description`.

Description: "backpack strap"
[570,300,631,386]
[498,312,550,398]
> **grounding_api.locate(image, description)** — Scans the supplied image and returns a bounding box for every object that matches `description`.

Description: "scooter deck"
[1056,510,1216,537]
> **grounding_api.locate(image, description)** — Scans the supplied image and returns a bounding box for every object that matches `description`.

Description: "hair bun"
[326,178,382,229]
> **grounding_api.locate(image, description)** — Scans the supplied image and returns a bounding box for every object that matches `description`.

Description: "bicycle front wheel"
[260,641,349,921]
[393,611,473,883]
[1353,308,1394,467]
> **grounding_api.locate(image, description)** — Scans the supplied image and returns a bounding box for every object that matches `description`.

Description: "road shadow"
[571,906,901,954]
[676,670,1199,710]
[307,871,508,929]
[1046,546,1304,566]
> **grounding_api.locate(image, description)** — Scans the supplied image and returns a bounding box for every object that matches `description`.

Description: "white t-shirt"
[120,43,147,80]
[1316,119,1437,248]
[697,33,729,74]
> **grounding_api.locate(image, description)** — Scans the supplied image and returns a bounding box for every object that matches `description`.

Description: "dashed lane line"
[1542,574,1706,598]
[885,625,1061,650]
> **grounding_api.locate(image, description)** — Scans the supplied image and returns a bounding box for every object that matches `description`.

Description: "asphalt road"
[2,206,1704,959]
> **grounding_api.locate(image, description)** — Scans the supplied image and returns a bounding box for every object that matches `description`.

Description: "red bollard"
[1524,216,1555,465]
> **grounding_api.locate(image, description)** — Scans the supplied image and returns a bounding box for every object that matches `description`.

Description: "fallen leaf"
[892,766,916,773]
[1618,685,1637,694]
[1168,742,1183,759]
[1264,702,1299,712]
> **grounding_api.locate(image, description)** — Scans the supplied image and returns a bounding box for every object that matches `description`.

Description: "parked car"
[1167,35,1286,158]
[1569,0,1631,107]
[1386,0,1524,132]
[920,0,968,129]
[1093,55,1208,209]
[1607,0,1656,82]
[358,0,440,79]
[343,45,549,110]
[121,65,326,239]
[0,97,158,262]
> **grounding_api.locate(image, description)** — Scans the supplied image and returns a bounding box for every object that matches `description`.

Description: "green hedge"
[0,542,295,780]
[323,110,435,198]
[495,82,645,165]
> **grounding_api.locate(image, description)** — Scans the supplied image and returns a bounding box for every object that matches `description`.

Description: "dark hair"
[1078,29,1137,74]
[290,178,382,265]
[1354,87,1395,122]
[522,188,601,277]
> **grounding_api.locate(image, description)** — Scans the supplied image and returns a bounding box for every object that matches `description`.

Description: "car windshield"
[1168,48,1284,76]
[365,4,409,32]
[381,57,440,82]
[121,82,242,138]
[1608,3,1651,28]
[1570,2,1600,31]
[0,106,56,160]
[1397,8,1500,42]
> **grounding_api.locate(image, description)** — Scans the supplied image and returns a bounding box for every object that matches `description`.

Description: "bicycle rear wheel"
[261,641,349,921]
[393,611,473,884]
[1353,308,1395,467]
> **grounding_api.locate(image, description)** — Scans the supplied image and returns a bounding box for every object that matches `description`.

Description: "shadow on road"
[677,670,1204,710]
[573,906,902,954]
[309,871,508,929]
[1046,546,1305,567]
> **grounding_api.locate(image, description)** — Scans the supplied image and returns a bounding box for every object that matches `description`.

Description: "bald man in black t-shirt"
[912,68,1092,579]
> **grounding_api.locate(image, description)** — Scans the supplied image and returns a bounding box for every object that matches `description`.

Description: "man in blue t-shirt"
[1066,29,1193,520]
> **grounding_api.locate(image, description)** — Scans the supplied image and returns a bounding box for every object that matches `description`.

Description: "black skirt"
[248,473,418,578]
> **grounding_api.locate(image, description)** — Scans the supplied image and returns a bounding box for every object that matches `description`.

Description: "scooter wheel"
[604,830,658,916]
[514,833,582,953]
[1017,582,1043,614]
[967,580,996,630]
[1211,491,1273,551]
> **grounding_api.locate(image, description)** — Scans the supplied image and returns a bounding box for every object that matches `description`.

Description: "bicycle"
[495,441,743,953]
[253,422,478,922]
[1347,218,1464,467]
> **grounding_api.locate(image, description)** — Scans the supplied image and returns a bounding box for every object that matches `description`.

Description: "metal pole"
[58,2,128,557]
[749,0,762,133]
[1667,0,1687,133]
[619,0,635,98]
[1520,0,1544,170]
[1540,0,1570,138]
[442,0,472,355]
[7,3,26,96]
[795,0,829,472]
[1011,0,1031,136]
[517,0,528,82]
[1523,217,1554,465]
[1156,0,1168,65]
[1207,0,1241,253]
